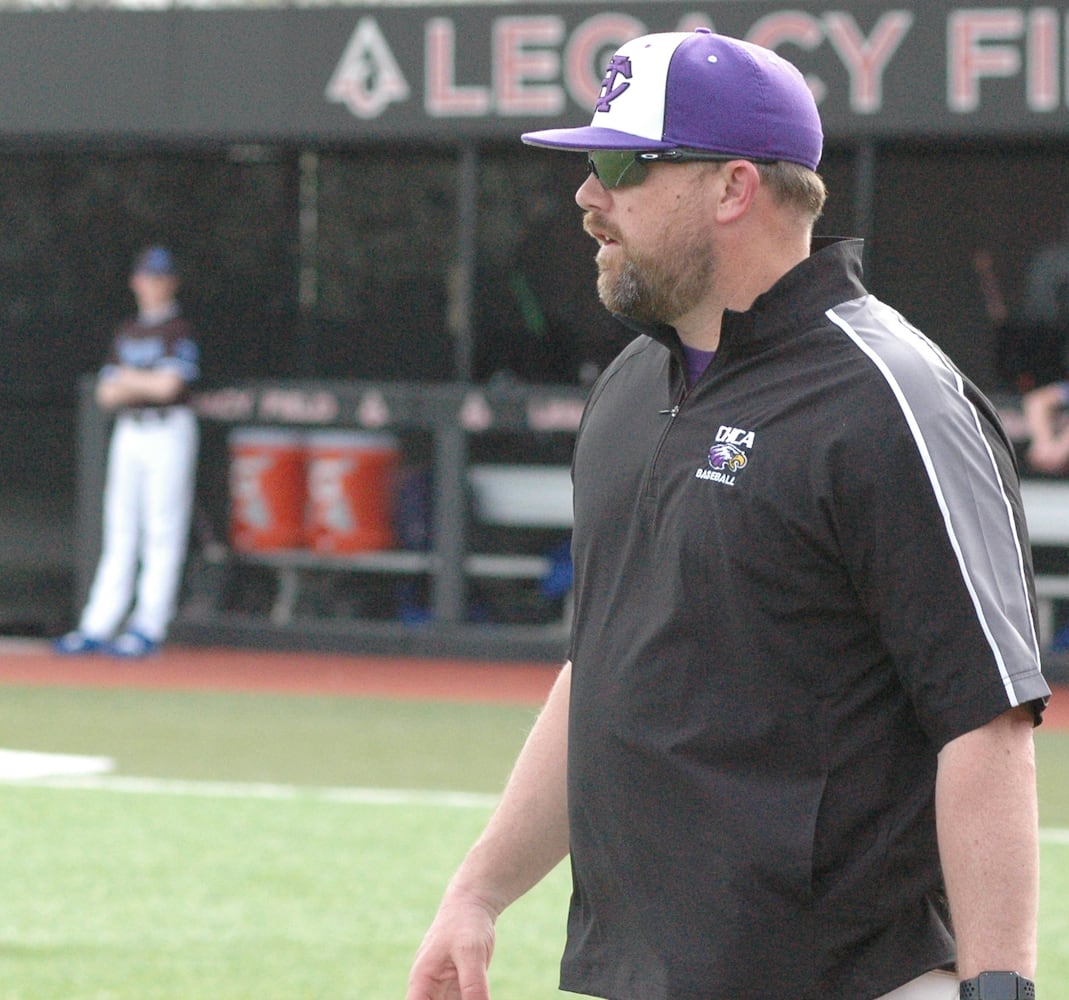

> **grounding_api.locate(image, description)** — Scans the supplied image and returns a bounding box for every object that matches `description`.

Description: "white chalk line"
[1,751,1068,841]
[0,770,498,810]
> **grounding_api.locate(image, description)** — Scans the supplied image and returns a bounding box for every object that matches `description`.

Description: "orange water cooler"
[227,428,307,552]
[304,431,400,553]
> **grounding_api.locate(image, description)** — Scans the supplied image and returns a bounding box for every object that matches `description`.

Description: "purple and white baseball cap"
[522,29,823,171]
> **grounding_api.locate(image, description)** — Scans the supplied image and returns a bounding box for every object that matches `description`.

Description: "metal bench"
[239,464,574,627]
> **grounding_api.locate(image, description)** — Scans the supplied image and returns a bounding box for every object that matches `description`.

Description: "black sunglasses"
[586,149,771,190]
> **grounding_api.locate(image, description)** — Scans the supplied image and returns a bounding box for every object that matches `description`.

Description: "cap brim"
[521,126,676,151]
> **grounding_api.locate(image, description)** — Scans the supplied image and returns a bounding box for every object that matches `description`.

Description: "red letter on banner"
[426,17,490,117]
[824,11,914,114]
[494,17,566,116]
[948,9,1025,112]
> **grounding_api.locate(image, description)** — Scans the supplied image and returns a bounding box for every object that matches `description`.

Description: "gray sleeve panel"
[827,295,1047,713]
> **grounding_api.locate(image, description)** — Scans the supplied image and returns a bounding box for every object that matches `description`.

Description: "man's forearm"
[936,706,1039,980]
[96,367,187,410]
[448,660,572,916]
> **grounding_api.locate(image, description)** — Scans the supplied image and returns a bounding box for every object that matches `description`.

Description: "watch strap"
[959,972,1036,999]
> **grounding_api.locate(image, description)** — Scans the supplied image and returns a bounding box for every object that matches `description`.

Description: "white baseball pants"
[878,970,959,998]
[79,407,198,642]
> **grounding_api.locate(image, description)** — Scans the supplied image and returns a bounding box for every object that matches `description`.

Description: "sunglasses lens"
[588,150,646,189]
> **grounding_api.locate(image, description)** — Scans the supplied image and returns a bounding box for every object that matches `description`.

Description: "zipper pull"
[658,405,680,417]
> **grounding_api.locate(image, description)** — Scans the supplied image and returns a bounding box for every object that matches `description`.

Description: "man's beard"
[590,215,714,326]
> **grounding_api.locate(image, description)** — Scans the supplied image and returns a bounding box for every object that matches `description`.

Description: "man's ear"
[714,160,761,224]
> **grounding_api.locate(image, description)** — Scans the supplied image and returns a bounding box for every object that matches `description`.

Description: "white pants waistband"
[878,970,959,999]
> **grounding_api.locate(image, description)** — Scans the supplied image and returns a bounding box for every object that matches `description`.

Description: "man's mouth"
[584,213,618,248]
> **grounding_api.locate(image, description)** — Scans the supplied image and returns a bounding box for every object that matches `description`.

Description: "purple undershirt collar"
[682,344,716,388]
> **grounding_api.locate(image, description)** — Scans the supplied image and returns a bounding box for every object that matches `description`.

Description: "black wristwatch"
[959,971,1036,999]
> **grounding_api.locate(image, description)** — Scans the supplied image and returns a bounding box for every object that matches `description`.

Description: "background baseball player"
[55,245,200,658]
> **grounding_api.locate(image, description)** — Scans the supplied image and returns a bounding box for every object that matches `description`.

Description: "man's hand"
[1022,382,1069,474]
[406,889,498,1000]
[1025,435,1069,474]
[406,661,572,1000]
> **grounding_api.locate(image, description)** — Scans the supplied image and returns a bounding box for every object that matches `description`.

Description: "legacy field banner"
[1,1,1067,142]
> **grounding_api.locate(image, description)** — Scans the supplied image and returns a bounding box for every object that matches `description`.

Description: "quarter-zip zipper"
[645,378,689,500]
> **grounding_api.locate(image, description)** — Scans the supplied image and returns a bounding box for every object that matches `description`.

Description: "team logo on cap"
[595,55,633,113]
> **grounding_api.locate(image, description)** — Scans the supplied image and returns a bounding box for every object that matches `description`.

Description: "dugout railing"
[73,377,582,661]
[73,380,1069,672]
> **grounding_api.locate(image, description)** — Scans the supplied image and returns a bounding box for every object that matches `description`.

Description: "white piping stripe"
[953,376,1045,667]
[826,305,1029,706]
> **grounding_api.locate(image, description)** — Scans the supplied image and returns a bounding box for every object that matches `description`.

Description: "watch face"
[978,971,1020,1000]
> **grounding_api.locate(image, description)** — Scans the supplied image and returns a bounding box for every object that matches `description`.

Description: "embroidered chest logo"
[695,425,755,487]
[595,55,633,112]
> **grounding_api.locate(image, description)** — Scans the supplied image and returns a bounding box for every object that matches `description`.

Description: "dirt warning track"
[0,639,1064,727]
[0,640,559,706]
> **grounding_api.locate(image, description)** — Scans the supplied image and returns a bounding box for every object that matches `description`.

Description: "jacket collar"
[612,237,866,363]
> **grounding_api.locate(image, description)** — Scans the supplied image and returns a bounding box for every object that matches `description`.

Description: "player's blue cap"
[133,246,177,277]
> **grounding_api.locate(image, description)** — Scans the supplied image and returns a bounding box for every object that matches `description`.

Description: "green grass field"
[1,684,1066,999]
